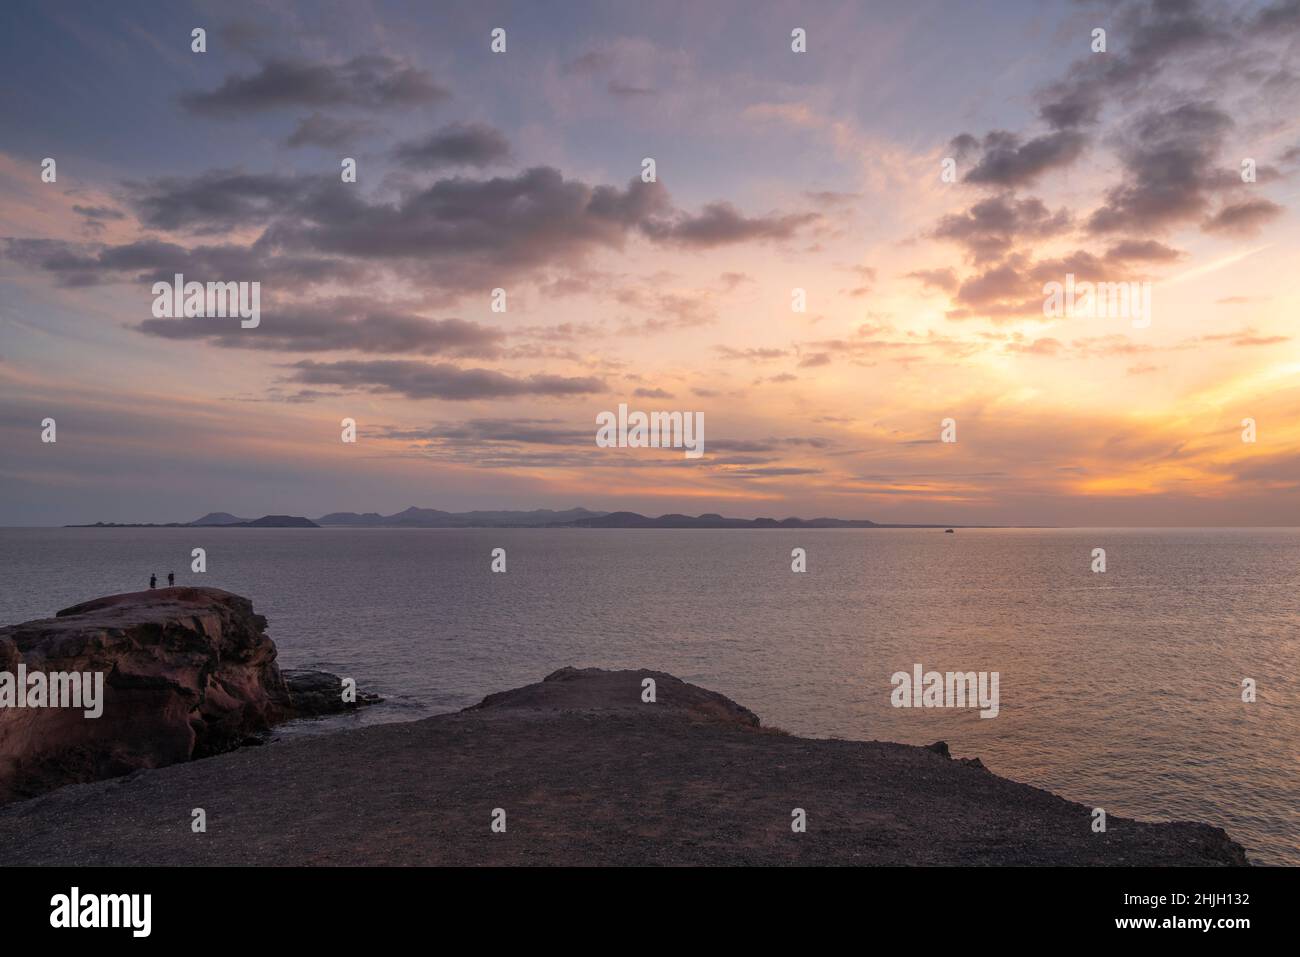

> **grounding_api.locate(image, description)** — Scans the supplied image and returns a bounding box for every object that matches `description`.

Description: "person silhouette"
[150,573,156,589]
[168,572,174,587]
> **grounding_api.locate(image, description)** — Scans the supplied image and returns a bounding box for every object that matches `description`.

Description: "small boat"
[944,528,954,533]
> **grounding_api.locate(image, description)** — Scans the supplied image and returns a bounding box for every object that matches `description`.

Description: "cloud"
[288,359,606,400]
[138,301,504,356]
[718,271,753,290]
[391,123,511,169]
[906,267,959,293]
[244,167,811,285]
[932,194,1070,262]
[2,237,364,288]
[1197,326,1291,347]
[722,466,821,479]
[1253,0,1300,34]
[953,261,1033,307]
[640,201,818,247]
[125,169,312,233]
[1086,102,1234,234]
[1201,198,1284,235]
[72,204,127,235]
[377,419,589,446]
[285,113,378,148]
[12,164,816,299]
[715,345,789,361]
[1103,239,1184,263]
[1036,1,1225,131]
[71,204,125,221]
[180,55,447,115]
[957,129,1087,187]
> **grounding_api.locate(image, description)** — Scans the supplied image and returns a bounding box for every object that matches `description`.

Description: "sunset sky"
[2,0,1298,526]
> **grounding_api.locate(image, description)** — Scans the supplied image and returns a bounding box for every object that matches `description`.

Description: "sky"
[1,0,1298,526]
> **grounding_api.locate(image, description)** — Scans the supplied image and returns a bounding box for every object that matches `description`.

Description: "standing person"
[149,573,156,589]
[168,571,174,587]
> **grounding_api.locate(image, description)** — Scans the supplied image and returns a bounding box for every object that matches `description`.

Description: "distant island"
[67,506,967,529]
[316,506,608,527]
[68,515,319,528]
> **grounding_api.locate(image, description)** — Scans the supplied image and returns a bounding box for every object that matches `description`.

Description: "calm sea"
[1,526,1296,865]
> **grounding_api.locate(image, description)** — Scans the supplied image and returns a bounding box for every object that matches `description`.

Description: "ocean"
[1,526,1296,864]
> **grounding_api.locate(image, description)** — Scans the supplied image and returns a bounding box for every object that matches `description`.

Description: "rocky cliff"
[0,587,367,801]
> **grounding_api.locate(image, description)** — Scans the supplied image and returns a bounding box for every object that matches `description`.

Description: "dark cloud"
[1037,1,1225,131]
[953,261,1032,307]
[2,237,363,289]
[72,204,126,235]
[932,194,1071,262]
[138,301,503,356]
[958,129,1087,187]
[263,169,660,274]
[1086,102,1234,234]
[1201,198,1284,235]
[391,123,511,169]
[71,205,125,221]
[125,169,313,233]
[632,387,675,399]
[181,55,447,115]
[14,163,814,298]
[1103,239,1184,263]
[243,168,811,287]
[1251,0,1300,34]
[288,359,605,400]
[641,201,817,247]
[941,241,1185,323]
[927,3,1295,324]
[286,112,378,148]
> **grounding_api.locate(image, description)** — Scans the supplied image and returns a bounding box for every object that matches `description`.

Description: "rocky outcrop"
[282,669,382,715]
[469,666,762,728]
[0,587,370,801]
[0,664,1251,866]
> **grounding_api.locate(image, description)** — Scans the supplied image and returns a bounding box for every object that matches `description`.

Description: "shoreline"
[0,664,1249,866]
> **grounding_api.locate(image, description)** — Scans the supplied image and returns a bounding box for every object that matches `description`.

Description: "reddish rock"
[0,587,359,801]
